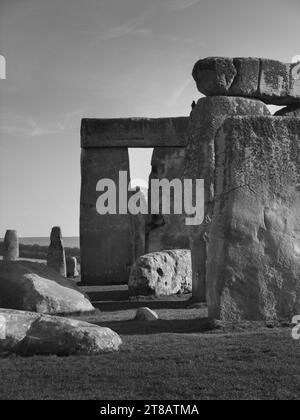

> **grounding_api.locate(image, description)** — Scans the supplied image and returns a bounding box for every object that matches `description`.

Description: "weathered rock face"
[47,227,66,277]
[192,57,300,105]
[0,309,122,356]
[80,147,134,285]
[207,116,300,321]
[66,257,79,278]
[0,315,5,339]
[147,147,189,253]
[3,230,19,261]
[185,96,270,302]
[274,105,300,117]
[135,307,159,321]
[0,260,94,314]
[81,117,189,148]
[130,187,148,261]
[129,249,192,296]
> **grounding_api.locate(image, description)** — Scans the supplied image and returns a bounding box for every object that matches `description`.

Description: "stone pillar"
[184,96,270,302]
[47,226,66,277]
[130,187,147,261]
[80,148,134,285]
[80,117,189,285]
[66,257,79,278]
[207,116,300,321]
[146,147,189,253]
[3,230,19,261]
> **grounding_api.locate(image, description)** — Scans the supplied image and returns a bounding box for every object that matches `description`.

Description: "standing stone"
[3,230,19,261]
[147,147,189,253]
[192,57,300,105]
[80,148,134,285]
[130,187,147,261]
[184,96,271,302]
[47,227,66,277]
[207,116,300,321]
[66,257,79,278]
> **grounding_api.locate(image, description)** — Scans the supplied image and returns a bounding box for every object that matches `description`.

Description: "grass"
[0,288,299,400]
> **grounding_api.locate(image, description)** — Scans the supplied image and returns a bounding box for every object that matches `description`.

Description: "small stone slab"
[135,307,159,322]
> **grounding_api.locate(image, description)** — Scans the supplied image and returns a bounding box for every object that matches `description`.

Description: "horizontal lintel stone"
[81,117,189,148]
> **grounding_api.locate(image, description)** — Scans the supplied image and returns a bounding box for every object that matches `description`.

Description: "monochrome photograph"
[0,0,300,404]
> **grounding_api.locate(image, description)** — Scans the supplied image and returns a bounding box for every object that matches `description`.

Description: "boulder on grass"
[0,260,94,315]
[129,250,192,296]
[0,309,122,356]
[135,307,159,322]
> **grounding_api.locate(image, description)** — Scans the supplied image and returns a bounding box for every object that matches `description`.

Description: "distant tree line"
[0,242,80,262]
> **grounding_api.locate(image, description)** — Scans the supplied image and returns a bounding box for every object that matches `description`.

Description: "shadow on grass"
[92,299,193,312]
[95,317,211,335]
[86,289,130,302]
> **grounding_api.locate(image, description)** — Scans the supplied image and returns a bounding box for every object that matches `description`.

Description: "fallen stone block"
[129,250,192,296]
[0,309,122,356]
[135,307,159,321]
[0,260,94,314]
[192,57,300,105]
[207,116,300,321]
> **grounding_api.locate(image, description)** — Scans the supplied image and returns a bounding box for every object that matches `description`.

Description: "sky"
[0,0,300,237]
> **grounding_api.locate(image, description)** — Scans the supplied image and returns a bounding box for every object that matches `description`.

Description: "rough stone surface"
[66,257,79,278]
[80,147,134,285]
[129,250,192,296]
[0,309,122,356]
[81,117,189,148]
[47,227,66,277]
[0,260,94,314]
[184,96,270,302]
[0,315,5,339]
[135,307,159,321]
[146,147,190,253]
[130,187,148,261]
[207,116,300,321]
[192,57,300,105]
[3,230,19,261]
[274,105,300,117]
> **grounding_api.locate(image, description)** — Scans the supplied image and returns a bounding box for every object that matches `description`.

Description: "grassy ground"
[0,287,299,400]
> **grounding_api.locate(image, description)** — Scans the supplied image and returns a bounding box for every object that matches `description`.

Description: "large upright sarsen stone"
[80,148,133,285]
[184,97,270,302]
[207,116,300,321]
[147,146,189,253]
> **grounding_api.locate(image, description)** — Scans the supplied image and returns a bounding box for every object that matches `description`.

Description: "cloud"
[93,9,155,41]
[0,110,85,138]
[167,78,192,108]
[292,55,300,63]
[164,0,201,11]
